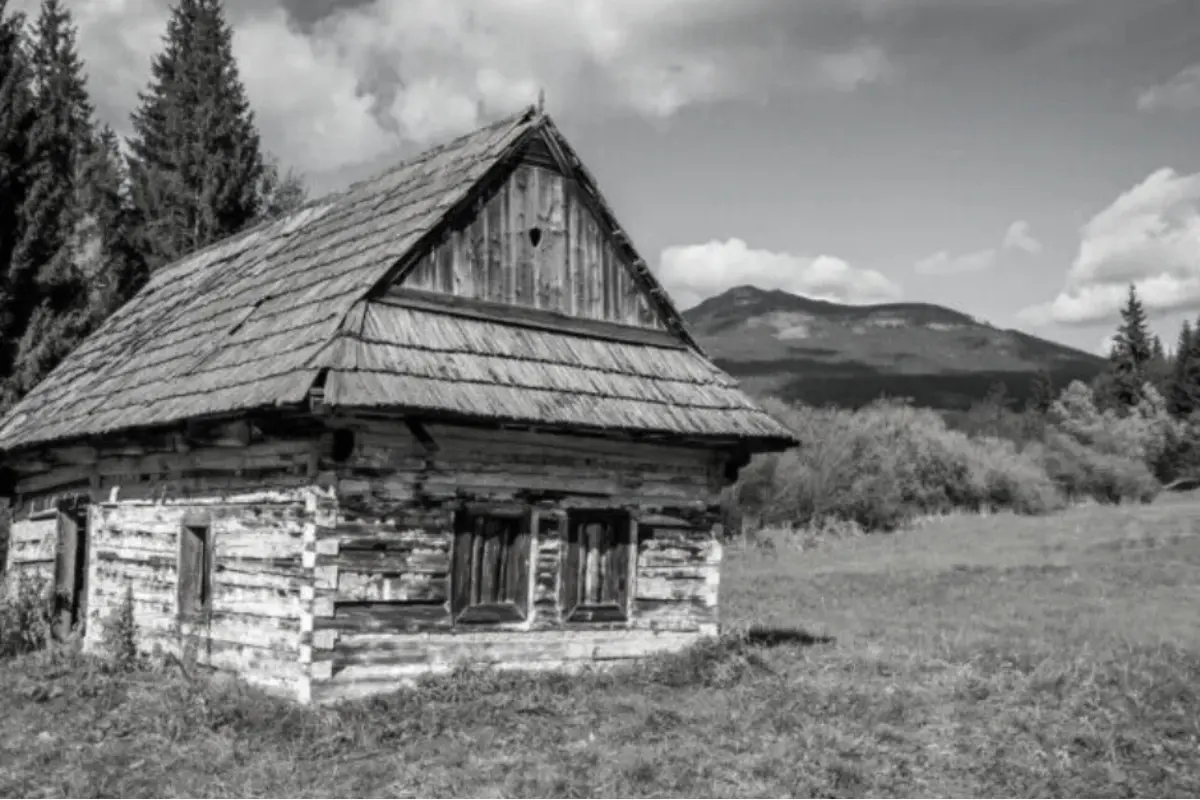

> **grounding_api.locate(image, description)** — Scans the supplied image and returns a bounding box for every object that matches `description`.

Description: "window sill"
[454,603,527,624]
[564,604,628,623]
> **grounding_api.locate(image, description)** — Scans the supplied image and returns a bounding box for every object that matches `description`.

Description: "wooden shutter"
[178,525,210,616]
[451,512,475,614]
[562,510,632,623]
[451,508,532,623]
[505,520,531,606]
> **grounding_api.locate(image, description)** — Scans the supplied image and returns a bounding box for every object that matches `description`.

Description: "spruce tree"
[1106,284,1153,410]
[1028,369,1055,414]
[1171,321,1200,419]
[127,0,264,272]
[82,126,144,317]
[3,0,96,403]
[1148,333,1171,398]
[1174,325,1200,419]
[0,0,35,382]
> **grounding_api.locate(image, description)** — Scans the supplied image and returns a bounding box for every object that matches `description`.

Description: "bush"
[1033,431,1160,505]
[739,399,1061,531]
[959,434,1063,514]
[1048,381,1180,478]
[0,572,56,659]
[100,583,139,671]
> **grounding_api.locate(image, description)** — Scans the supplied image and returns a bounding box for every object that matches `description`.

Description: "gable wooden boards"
[400,160,665,330]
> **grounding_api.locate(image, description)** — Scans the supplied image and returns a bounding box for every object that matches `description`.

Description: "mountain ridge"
[682,285,1104,410]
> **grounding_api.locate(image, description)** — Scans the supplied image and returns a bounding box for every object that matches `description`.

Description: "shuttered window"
[177,524,212,616]
[451,508,532,623]
[562,510,634,623]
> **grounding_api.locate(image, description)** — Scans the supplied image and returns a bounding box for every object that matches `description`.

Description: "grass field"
[3,496,1200,797]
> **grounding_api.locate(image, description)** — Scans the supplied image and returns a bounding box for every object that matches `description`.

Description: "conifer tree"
[1105,284,1153,410]
[1028,369,1055,414]
[1147,333,1171,398]
[127,0,264,272]
[1173,324,1200,419]
[0,0,35,382]
[1171,321,1200,419]
[3,0,97,403]
[82,126,143,317]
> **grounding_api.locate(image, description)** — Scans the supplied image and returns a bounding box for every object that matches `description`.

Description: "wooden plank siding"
[85,497,310,697]
[401,162,664,330]
[2,422,324,702]
[308,414,729,704]
[2,411,734,705]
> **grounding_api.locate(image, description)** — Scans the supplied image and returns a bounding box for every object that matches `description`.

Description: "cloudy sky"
[22,0,1200,352]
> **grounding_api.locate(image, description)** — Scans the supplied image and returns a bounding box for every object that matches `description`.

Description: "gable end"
[389,120,700,345]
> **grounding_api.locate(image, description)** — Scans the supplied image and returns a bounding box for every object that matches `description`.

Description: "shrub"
[740,398,1062,531]
[0,572,56,659]
[1048,380,1180,476]
[958,435,1062,515]
[1033,431,1160,505]
[99,583,140,671]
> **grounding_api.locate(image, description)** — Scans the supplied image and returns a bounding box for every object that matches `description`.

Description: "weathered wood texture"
[6,514,59,583]
[3,419,321,520]
[82,494,311,697]
[401,163,664,329]
[314,629,702,704]
[306,416,728,701]
[2,412,733,704]
[3,425,325,702]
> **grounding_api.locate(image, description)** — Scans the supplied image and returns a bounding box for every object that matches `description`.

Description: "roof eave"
[325,402,797,451]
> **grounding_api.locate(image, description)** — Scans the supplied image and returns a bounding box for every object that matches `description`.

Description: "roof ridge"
[340,104,539,198]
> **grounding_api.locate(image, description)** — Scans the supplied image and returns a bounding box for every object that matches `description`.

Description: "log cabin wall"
[400,159,665,330]
[2,420,326,702]
[85,492,312,698]
[310,415,730,703]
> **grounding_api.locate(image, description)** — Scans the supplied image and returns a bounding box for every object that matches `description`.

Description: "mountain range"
[682,286,1106,411]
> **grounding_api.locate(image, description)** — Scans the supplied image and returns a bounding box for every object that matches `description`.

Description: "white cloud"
[1018,168,1200,326]
[913,218,1039,276]
[657,238,901,310]
[234,10,398,173]
[18,0,894,179]
[816,43,893,92]
[1002,219,1042,254]
[913,248,996,276]
[1137,64,1200,112]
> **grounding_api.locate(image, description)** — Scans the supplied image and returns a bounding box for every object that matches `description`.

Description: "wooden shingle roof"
[0,106,797,453]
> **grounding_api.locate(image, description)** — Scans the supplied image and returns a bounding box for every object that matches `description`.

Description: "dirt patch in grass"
[3,498,1200,797]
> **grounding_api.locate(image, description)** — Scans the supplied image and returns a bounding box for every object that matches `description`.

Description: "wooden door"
[54,506,89,634]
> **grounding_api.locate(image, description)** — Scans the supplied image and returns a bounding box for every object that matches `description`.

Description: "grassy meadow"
[3,493,1200,797]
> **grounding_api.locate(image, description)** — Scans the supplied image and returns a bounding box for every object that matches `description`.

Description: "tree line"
[0,0,304,411]
[1094,284,1200,419]
[976,285,1199,422]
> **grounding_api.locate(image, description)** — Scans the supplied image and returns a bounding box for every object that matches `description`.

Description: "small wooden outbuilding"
[0,106,796,703]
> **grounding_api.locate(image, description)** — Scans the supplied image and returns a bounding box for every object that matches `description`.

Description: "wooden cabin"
[0,106,796,704]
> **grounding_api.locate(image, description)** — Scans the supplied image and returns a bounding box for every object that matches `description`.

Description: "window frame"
[450,505,534,625]
[177,523,213,618]
[561,509,636,623]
